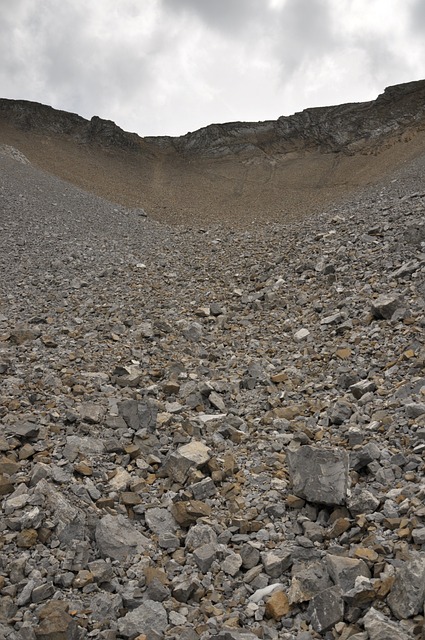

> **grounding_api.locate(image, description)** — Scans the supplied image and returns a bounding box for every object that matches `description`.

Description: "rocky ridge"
[1,80,425,226]
[0,133,425,640]
[2,80,425,157]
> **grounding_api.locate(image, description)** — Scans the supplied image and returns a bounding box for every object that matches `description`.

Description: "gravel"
[0,146,425,639]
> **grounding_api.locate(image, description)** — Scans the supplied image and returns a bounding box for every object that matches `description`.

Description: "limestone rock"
[95,514,150,562]
[117,600,168,638]
[287,444,349,505]
[363,607,413,640]
[308,585,344,633]
[387,553,425,619]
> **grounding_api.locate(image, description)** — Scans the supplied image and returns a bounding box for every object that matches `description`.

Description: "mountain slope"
[1,79,425,225]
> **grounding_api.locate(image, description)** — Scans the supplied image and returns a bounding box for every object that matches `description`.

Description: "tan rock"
[354,547,379,562]
[73,461,93,476]
[171,500,212,527]
[72,570,94,588]
[16,528,38,548]
[265,590,290,619]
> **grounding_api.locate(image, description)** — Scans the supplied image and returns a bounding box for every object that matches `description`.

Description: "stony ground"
[0,145,425,640]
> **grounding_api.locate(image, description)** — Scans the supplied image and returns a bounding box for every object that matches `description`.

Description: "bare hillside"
[1,80,425,226]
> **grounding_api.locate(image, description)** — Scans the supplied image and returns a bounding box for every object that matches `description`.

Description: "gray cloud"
[272,0,339,77]
[0,0,423,136]
[161,0,261,34]
[410,0,425,33]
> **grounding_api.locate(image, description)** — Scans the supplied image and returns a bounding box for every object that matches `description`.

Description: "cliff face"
[1,80,425,226]
[0,99,140,151]
[145,79,425,157]
[1,79,425,159]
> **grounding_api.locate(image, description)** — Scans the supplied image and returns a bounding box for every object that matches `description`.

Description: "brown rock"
[120,491,142,506]
[0,456,20,475]
[354,547,379,562]
[0,474,14,496]
[326,517,351,539]
[286,494,306,509]
[35,600,78,640]
[336,348,352,359]
[9,328,37,345]
[265,590,290,619]
[171,500,212,527]
[271,372,288,383]
[19,443,35,459]
[72,570,94,588]
[17,528,38,548]
[73,461,93,476]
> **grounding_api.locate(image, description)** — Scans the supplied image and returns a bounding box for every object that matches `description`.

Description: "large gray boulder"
[287,444,349,506]
[95,514,150,562]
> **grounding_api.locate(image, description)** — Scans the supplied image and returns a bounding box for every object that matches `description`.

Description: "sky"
[1,0,425,137]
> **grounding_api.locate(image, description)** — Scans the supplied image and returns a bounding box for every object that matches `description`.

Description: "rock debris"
[0,148,425,639]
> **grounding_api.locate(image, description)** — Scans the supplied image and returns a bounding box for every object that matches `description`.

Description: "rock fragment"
[95,514,150,562]
[287,444,349,505]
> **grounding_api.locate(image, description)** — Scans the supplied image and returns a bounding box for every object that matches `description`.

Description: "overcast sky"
[1,0,425,137]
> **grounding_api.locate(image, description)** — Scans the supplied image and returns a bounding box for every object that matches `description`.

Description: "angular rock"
[145,507,177,535]
[95,514,150,562]
[117,600,168,638]
[265,590,290,619]
[308,585,344,633]
[79,402,105,424]
[34,601,79,640]
[287,444,349,505]
[185,523,218,550]
[326,555,370,593]
[162,439,210,483]
[193,543,217,572]
[371,294,401,319]
[288,560,333,604]
[363,607,412,640]
[387,552,425,619]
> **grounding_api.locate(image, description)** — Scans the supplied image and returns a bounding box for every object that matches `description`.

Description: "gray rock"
[326,554,370,593]
[405,402,425,418]
[79,401,105,424]
[211,632,262,640]
[287,444,349,505]
[329,400,353,425]
[162,439,210,483]
[347,487,380,515]
[31,582,55,603]
[189,477,217,499]
[8,421,40,439]
[387,552,425,619]
[145,507,177,535]
[172,577,200,603]
[95,514,150,562]
[240,543,261,569]
[222,552,243,576]
[185,523,218,550]
[117,600,168,638]
[145,577,170,602]
[118,399,158,430]
[261,549,293,577]
[371,294,402,319]
[363,607,413,640]
[308,585,344,633]
[89,592,123,622]
[350,379,376,399]
[112,364,143,387]
[193,543,217,572]
[288,560,333,604]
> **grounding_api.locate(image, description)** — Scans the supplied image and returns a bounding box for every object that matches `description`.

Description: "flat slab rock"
[287,444,349,506]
